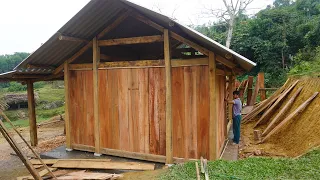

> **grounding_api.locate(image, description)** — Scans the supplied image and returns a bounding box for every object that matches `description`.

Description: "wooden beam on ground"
[246,76,254,105]
[64,62,71,150]
[53,42,93,74]
[250,77,260,106]
[58,35,88,43]
[26,80,37,146]
[52,160,155,171]
[242,79,290,123]
[164,29,173,164]
[30,159,111,165]
[258,73,266,101]
[69,58,209,70]
[261,92,318,143]
[93,37,101,155]
[262,87,303,137]
[98,35,163,46]
[209,51,218,160]
[254,80,299,127]
[97,11,130,39]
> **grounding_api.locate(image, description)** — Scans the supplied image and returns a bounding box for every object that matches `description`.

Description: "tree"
[205,0,254,48]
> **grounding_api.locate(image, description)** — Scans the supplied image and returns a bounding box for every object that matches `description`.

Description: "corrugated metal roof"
[14,0,256,72]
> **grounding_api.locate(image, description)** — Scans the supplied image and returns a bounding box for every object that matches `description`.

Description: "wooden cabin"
[0,0,255,164]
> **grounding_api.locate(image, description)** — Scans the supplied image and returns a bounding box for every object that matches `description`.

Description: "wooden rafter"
[98,35,163,46]
[97,10,131,39]
[52,42,93,75]
[131,12,239,71]
[58,35,88,43]
[52,11,130,75]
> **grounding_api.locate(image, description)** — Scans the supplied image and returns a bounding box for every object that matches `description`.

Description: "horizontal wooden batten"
[68,58,209,70]
[72,144,95,152]
[98,35,163,46]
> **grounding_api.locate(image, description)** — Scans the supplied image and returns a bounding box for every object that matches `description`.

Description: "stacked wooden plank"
[241,79,319,144]
[18,158,155,179]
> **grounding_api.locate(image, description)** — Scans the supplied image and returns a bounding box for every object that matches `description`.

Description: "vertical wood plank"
[27,80,37,146]
[93,37,101,154]
[184,67,191,158]
[98,70,108,148]
[172,67,185,158]
[119,69,130,151]
[191,66,199,158]
[197,66,209,159]
[247,76,254,105]
[158,68,166,156]
[64,62,71,149]
[138,69,149,153]
[111,70,120,150]
[209,51,218,160]
[164,29,173,164]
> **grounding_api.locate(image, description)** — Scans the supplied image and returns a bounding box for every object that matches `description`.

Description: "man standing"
[225,91,242,145]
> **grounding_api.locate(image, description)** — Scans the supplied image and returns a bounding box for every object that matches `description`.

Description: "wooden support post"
[209,51,218,160]
[250,77,260,106]
[64,62,72,150]
[93,37,101,156]
[164,29,173,164]
[228,75,234,123]
[247,76,253,105]
[258,73,266,101]
[27,80,37,146]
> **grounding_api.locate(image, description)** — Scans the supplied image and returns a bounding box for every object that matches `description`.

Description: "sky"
[0,0,274,55]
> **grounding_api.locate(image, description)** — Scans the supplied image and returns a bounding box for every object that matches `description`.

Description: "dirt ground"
[0,117,65,180]
[239,77,320,159]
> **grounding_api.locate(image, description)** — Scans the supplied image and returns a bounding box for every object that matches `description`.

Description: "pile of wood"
[18,158,155,180]
[0,111,154,180]
[242,79,319,144]
[195,157,210,180]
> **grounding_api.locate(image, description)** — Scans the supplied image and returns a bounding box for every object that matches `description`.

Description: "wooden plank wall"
[216,75,226,154]
[69,71,95,146]
[69,65,227,159]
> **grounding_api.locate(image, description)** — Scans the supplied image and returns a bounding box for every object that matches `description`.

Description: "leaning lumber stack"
[241,78,319,145]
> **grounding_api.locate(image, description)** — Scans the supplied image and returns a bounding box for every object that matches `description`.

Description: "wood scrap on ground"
[30,158,111,165]
[17,168,57,180]
[195,162,200,180]
[262,87,303,136]
[254,80,299,127]
[56,170,123,180]
[242,79,291,123]
[261,92,319,143]
[52,160,155,170]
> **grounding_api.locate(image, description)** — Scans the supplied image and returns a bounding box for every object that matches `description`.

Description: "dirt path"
[0,120,65,180]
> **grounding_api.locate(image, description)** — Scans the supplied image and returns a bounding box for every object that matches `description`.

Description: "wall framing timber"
[27,80,37,146]
[64,62,72,149]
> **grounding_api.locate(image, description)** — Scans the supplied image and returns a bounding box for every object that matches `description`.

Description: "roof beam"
[58,35,88,43]
[97,10,131,39]
[98,35,163,46]
[52,42,93,74]
[52,11,131,75]
[216,55,237,69]
[131,12,240,70]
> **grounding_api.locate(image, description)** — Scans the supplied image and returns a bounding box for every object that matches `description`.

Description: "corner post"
[209,51,218,160]
[27,80,37,146]
[64,62,72,150]
[164,29,173,164]
[93,37,101,156]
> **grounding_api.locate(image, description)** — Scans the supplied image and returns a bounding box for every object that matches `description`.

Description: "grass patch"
[159,149,320,180]
[3,116,51,129]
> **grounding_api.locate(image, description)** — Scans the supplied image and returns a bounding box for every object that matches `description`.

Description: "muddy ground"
[0,118,65,180]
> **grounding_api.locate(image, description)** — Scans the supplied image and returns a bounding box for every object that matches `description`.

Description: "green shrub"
[8,82,27,92]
